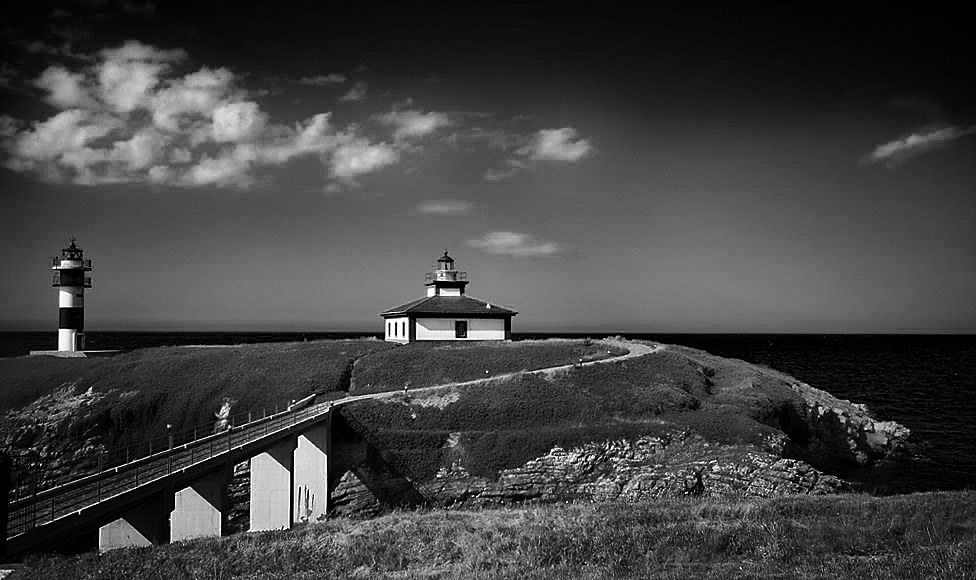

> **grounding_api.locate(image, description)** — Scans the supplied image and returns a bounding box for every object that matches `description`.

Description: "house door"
[455,321,467,338]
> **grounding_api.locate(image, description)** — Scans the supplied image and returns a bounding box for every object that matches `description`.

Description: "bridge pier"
[249,438,297,531]
[294,418,331,524]
[171,466,230,542]
[98,491,172,551]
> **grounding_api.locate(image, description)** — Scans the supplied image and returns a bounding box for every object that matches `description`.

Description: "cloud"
[99,40,186,63]
[109,129,166,170]
[415,200,473,215]
[338,81,367,103]
[519,127,594,162]
[183,147,254,187]
[483,159,528,182]
[150,67,236,131]
[2,109,123,184]
[34,67,97,109]
[376,109,451,140]
[0,116,20,138]
[466,231,564,258]
[298,73,346,85]
[211,101,267,143]
[329,139,398,180]
[862,124,976,168]
[1,41,405,188]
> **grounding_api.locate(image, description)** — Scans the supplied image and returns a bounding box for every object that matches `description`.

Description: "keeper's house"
[381,252,517,343]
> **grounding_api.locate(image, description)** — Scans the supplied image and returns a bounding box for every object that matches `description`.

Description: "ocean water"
[1,331,973,494]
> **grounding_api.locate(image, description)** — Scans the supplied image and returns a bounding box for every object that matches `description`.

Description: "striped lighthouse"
[52,237,92,352]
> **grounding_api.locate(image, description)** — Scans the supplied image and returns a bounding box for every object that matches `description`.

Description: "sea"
[1,331,973,495]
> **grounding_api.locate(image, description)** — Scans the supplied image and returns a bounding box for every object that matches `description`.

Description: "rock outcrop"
[329,431,847,516]
[782,382,912,472]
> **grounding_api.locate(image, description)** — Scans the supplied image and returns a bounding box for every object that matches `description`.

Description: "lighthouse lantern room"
[52,237,92,352]
[380,251,517,343]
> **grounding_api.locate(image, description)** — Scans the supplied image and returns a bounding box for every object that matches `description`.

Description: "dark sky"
[1,3,973,332]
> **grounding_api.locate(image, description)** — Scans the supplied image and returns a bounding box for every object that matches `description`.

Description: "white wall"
[426,286,463,297]
[384,316,410,343]
[415,317,506,341]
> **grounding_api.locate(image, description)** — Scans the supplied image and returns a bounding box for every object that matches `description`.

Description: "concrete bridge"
[4,397,335,556]
[3,340,661,557]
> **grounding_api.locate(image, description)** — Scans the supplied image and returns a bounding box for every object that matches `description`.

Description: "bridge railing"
[7,394,345,505]
[6,399,334,539]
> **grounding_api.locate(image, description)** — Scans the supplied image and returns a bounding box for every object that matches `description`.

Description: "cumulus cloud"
[1,41,405,188]
[474,126,594,182]
[338,81,367,103]
[2,109,122,183]
[415,200,473,215]
[150,67,236,131]
[211,101,267,143]
[100,40,186,63]
[377,109,451,140]
[862,124,976,168]
[329,139,398,180]
[519,127,594,162]
[466,231,564,258]
[34,67,97,109]
[298,73,346,85]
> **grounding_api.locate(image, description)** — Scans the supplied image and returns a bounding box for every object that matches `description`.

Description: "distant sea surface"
[1,331,973,494]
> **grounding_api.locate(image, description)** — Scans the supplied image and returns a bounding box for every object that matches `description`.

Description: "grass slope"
[349,339,628,394]
[20,491,976,579]
[0,340,395,454]
[344,344,802,479]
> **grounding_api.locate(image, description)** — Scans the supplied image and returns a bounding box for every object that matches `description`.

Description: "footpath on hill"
[330,340,664,408]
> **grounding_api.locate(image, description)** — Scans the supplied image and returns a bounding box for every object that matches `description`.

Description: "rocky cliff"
[327,340,910,516]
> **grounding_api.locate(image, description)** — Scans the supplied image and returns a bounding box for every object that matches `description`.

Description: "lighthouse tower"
[52,237,92,352]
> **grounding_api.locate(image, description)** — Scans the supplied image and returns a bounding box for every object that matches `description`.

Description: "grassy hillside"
[344,344,804,480]
[0,340,394,464]
[349,339,628,394]
[19,491,976,579]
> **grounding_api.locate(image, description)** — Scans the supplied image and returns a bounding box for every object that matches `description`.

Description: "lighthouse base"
[58,329,84,351]
[30,350,124,358]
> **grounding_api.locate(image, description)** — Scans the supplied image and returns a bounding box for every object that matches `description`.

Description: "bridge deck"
[5,399,334,552]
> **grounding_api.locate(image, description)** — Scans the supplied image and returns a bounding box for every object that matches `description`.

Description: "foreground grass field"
[18,491,976,579]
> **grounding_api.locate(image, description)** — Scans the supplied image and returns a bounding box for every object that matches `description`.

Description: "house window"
[402,321,406,337]
[455,320,467,338]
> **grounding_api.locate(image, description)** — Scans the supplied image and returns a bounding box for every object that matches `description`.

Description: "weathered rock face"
[328,431,847,516]
[0,384,108,490]
[782,382,912,473]
[426,433,846,507]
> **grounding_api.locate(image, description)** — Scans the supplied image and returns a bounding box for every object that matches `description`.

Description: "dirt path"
[332,340,665,407]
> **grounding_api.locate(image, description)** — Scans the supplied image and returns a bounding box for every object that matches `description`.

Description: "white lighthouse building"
[380,251,517,343]
[52,238,92,352]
